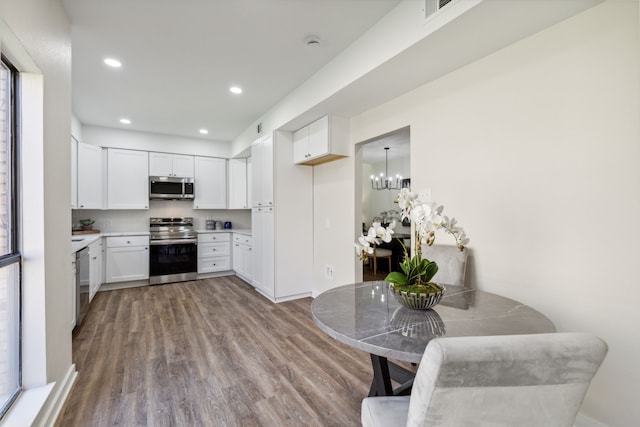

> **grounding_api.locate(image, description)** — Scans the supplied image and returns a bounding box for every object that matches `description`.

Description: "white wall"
[82,125,232,158]
[344,2,638,425]
[1,0,75,423]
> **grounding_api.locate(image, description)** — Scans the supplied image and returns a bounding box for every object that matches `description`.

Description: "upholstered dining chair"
[371,243,392,276]
[361,332,608,427]
[420,244,468,286]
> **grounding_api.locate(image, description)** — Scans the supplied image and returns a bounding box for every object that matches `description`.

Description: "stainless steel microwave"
[149,176,195,200]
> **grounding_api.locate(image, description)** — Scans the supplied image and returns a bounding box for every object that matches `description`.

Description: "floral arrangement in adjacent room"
[356,188,469,308]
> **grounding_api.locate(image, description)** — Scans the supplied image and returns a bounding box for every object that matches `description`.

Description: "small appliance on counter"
[214,221,223,230]
[224,221,232,229]
[205,219,215,230]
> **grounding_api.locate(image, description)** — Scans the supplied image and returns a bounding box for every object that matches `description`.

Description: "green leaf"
[385,272,409,285]
[421,260,439,282]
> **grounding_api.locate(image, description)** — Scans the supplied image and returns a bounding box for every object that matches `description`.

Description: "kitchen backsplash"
[72,201,251,232]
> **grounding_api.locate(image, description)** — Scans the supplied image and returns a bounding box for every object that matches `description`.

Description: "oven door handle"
[150,239,197,245]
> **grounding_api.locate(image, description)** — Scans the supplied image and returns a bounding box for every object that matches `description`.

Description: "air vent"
[424,0,453,20]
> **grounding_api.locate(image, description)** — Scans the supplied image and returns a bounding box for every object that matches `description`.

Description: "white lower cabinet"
[71,254,77,329]
[232,234,252,283]
[197,232,231,273]
[251,207,274,298]
[105,235,149,283]
[88,239,103,301]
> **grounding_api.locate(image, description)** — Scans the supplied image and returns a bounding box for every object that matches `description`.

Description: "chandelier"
[371,147,402,191]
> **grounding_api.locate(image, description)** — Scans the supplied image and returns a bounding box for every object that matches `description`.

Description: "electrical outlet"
[325,264,334,280]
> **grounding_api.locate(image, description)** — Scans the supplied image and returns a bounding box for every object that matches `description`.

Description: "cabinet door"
[149,152,174,176]
[308,115,329,158]
[228,158,248,209]
[262,135,274,206]
[71,138,78,209]
[108,149,149,209]
[106,246,149,283]
[262,207,275,297]
[251,207,274,298]
[194,157,227,209]
[251,138,263,207]
[292,127,309,163]
[88,240,102,301]
[171,154,194,178]
[251,208,263,289]
[77,142,103,209]
[242,243,253,281]
[71,257,77,329]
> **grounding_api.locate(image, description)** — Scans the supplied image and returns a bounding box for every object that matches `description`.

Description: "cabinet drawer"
[106,235,149,248]
[233,234,252,246]
[198,242,230,257]
[197,232,231,243]
[198,256,231,273]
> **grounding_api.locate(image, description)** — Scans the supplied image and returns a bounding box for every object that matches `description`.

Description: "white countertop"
[71,229,251,253]
[71,231,151,254]
[195,229,251,235]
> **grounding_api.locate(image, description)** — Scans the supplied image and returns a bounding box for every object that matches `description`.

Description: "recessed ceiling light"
[199,129,209,135]
[229,86,243,94]
[104,58,122,68]
[120,118,131,124]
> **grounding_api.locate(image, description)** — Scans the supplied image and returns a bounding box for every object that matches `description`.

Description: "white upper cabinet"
[149,152,194,177]
[107,148,149,209]
[77,142,103,209]
[71,137,78,209]
[193,156,226,209]
[251,134,273,207]
[293,115,349,166]
[228,158,248,209]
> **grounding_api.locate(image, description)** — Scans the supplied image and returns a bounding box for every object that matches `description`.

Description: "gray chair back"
[420,244,467,286]
[406,332,608,427]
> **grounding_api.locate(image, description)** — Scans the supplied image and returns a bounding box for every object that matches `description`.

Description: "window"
[0,55,21,419]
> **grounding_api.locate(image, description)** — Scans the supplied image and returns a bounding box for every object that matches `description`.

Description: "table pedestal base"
[368,354,415,397]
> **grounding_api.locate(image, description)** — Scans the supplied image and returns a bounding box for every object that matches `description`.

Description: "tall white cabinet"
[250,130,313,302]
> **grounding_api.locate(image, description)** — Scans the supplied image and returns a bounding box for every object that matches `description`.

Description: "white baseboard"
[33,364,78,427]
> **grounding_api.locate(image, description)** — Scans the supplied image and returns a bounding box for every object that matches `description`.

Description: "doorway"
[357,127,410,281]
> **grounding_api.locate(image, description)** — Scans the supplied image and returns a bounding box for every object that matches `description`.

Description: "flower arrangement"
[356,188,469,296]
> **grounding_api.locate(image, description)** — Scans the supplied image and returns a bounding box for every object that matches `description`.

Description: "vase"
[81,225,93,231]
[389,283,445,310]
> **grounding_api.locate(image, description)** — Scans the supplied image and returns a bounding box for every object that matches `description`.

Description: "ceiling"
[62,0,401,142]
[361,127,410,165]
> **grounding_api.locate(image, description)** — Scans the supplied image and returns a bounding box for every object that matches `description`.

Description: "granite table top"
[311,282,556,364]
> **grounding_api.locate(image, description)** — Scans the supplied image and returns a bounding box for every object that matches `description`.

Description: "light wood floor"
[56,276,373,427]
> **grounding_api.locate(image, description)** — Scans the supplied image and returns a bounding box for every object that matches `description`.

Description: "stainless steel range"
[149,217,197,285]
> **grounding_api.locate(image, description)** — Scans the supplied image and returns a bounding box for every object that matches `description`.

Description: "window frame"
[0,53,23,420]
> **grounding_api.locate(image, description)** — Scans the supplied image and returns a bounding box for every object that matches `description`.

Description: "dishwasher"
[75,246,90,329]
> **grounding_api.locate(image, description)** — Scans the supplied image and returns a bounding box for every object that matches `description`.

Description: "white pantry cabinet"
[149,152,194,177]
[107,149,149,209]
[251,206,274,299]
[228,158,249,209]
[193,156,226,209]
[232,234,252,283]
[105,235,149,283]
[77,142,103,209]
[293,115,349,166]
[251,134,273,207]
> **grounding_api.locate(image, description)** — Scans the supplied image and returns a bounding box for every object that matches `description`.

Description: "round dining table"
[311,281,556,397]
